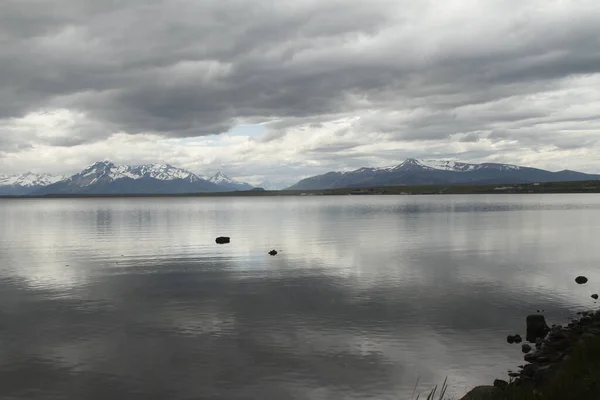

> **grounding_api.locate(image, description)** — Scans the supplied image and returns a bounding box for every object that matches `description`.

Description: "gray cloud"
[1,0,600,178]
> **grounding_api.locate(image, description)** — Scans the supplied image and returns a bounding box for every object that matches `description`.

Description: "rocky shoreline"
[460,278,599,400]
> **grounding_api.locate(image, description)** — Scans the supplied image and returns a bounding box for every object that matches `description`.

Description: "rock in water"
[513,334,523,343]
[522,344,532,353]
[526,315,550,341]
[268,250,278,256]
[507,335,515,344]
[592,294,599,300]
[215,236,231,244]
[575,276,588,284]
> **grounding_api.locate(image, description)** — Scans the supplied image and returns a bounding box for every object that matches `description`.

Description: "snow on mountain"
[207,171,254,190]
[257,179,293,190]
[413,159,479,172]
[71,161,203,187]
[287,158,599,191]
[393,158,522,172]
[0,172,65,187]
[208,171,238,185]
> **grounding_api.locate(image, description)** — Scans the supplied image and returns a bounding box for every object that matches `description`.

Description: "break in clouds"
[1,0,600,182]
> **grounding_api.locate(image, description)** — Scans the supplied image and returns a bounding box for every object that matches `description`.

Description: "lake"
[1,195,599,399]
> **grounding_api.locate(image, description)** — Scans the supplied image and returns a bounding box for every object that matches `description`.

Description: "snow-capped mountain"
[398,159,521,172]
[0,173,65,195]
[207,171,254,191]
[32,161,253,195]
[65,161,206,187]
[287,158,600,190]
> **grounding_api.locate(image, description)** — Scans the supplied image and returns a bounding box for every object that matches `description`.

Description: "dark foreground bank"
[460,309,600,399]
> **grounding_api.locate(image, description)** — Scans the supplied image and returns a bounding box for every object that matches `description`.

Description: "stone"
[507,335,515,344]
[592,294,599,300]
[549,329,566,340]
[526,314,550,340]
[537,356,551,363]
[535,338,543,349]
[215,236,230,244]
[521,363,538,378]
[548,338,570,351]
[508,372,520,378]
[581,333,596,340]
[514,334,523,343]
[522,344,532,353]
[268,250,278,256]
[575,276,588,284]
[534,365,553,383]
[493,379,509,389]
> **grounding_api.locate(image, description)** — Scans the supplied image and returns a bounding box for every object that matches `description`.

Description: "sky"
[1,0,600,184]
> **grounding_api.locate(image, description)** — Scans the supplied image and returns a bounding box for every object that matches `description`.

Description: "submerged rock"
[215,236,231,244]
[575,276,588,284]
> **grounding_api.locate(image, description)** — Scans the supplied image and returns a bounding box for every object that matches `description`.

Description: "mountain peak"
[209,171,235,184]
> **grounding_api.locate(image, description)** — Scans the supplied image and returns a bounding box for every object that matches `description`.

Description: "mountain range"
[287,159,600,190]
[2,159,599,195]
[0,161,255,195]
[0,173,66,195]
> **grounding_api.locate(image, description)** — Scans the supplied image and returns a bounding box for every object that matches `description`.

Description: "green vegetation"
[460,335,600,400]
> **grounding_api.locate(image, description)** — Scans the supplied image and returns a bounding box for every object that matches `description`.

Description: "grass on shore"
[463,334,600,400]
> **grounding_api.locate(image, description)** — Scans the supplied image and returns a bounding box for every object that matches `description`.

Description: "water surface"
[1,195,599,399]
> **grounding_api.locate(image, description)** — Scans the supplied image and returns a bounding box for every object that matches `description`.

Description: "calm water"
[1,195,600,399]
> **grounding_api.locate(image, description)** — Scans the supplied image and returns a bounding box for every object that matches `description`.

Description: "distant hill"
[287,159,600,190]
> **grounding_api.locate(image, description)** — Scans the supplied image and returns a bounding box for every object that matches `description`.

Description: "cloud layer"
[1,0,600,181]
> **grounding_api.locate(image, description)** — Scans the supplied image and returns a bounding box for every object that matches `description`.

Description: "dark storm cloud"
[1,0,600,147]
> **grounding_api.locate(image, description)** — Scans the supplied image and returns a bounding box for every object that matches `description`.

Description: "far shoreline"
[0,179,599,199]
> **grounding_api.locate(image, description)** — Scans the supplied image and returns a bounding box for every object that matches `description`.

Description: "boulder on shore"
[215,236,231,244]
[526,314,550,341]
[493,379,509,389]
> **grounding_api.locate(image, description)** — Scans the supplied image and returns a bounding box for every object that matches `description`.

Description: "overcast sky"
[1,0,600,183]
